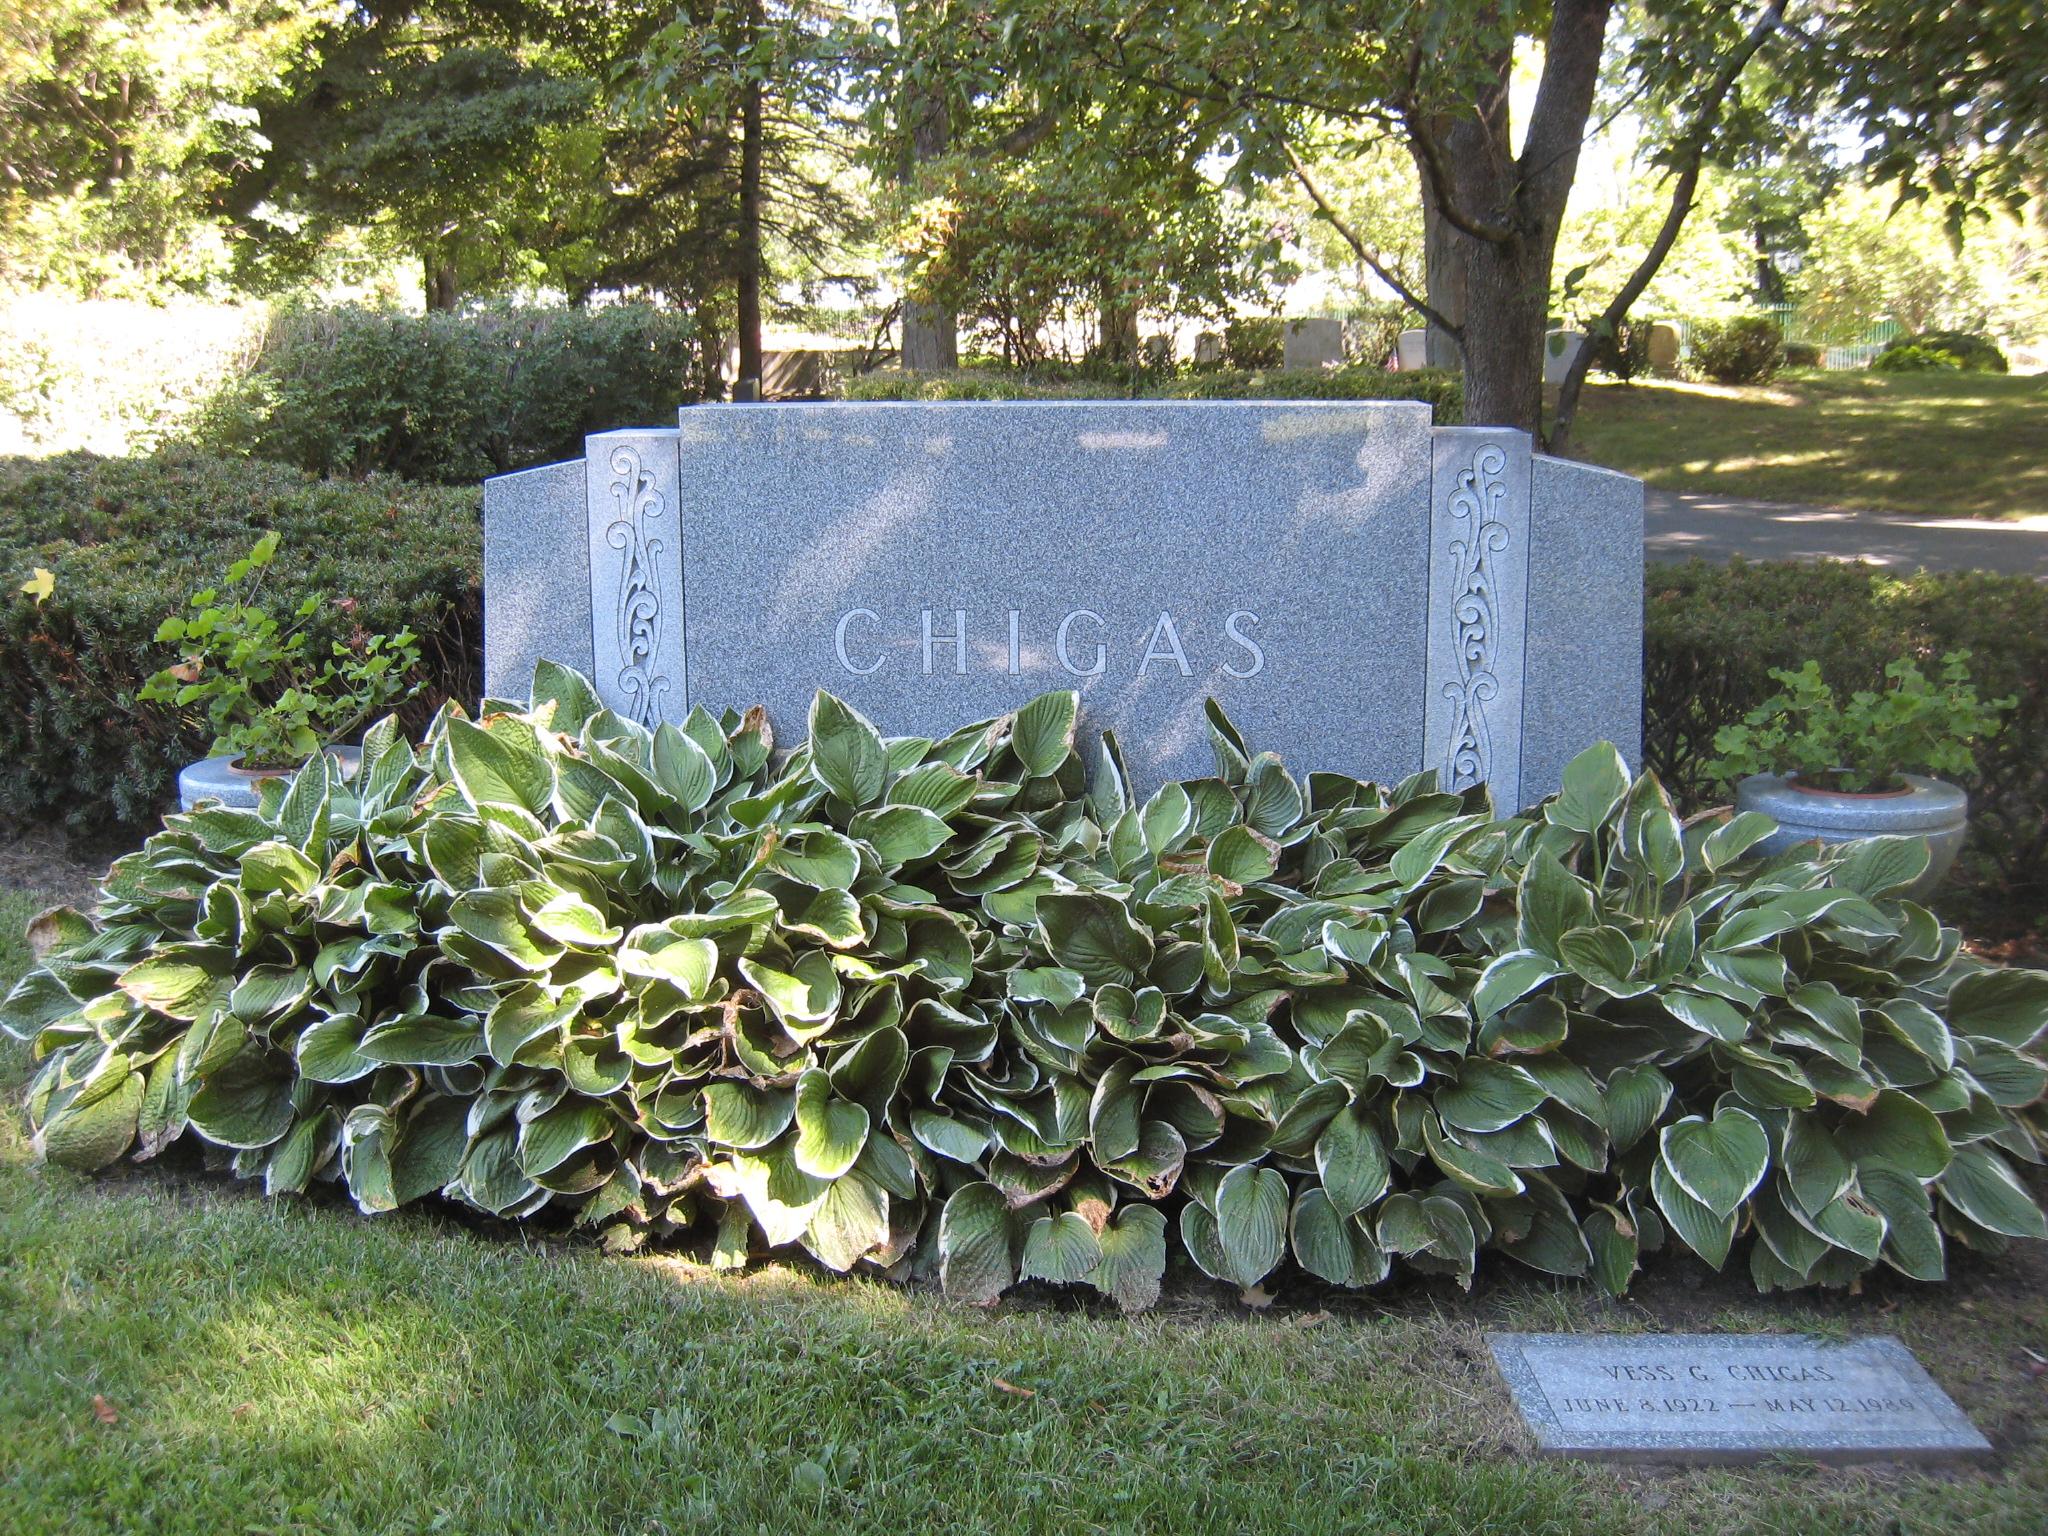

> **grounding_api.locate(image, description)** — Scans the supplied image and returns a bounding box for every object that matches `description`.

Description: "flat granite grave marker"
[1488,1333,1991,1465]
[483,400,1642,805]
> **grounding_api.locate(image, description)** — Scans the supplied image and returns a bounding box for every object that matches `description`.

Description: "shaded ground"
[1574,372,2048,521]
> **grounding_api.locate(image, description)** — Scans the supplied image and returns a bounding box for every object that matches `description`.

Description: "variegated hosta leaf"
[12,684,2044,1310]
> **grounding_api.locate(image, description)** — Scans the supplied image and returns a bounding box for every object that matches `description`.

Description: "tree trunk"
[425,260,459,312]
[899,77,958,371]
[734,17,765,401]
[1420,0,1611,435]
[1413,121,1470,371]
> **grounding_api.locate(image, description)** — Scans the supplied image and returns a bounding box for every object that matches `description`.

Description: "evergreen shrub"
[11,676,2045,1304]
[195,303,702,483]
[0,450,480,832]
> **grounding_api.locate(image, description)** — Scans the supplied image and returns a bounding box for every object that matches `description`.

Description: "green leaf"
[1834,1089,1953,1178]
[1663,990,1750,1043]
[1658,1109,1769,1219]
[828,1026,907,1112]
[808,692,888,807]
[530,660,603,732]
[518,1098,615,1177]
[1011,690,1079,778]
[793,1069,870,1179]
[1421,1117,1524,1197]
[910,1108,989,1165]
[740,950,841,1035]
[361,1014,488,1067]
[1584,1209,1637,1297]
[1472,951,1563,1019]
[887,762,978,817]
[1548,742,1630,833]
[1651,1155,1737,1268]
[1212,1163,1288,1289]
[703,1083,796,1149]
[1021,1210,1101,1283]
[187,1060,295,1151]
[1088,1203,1167,1312]
[1557,925,1648,996]
[803,1167,891,1272]
[765,828,862,891]
[1701,810,1778,870]
[650,723,717,813]
[1831,834,1931,897]
[1601,1065,1671,1150]
[1517,853,1596,960]
[1947,968,2048,1047]
[447,717,555,815]
[1207,823,1280,884]
[1290,1186,1371,1287]
[37,1065,142,1170]
[1937,1142,2048,1239]
[938,1182,1015,1305]
[117,955,228,1021]
[1315,1102,1390,1217]
[484,985,577,1065]
[1037,893,1155,986]
[850,805,951,868]
[1435,1060,1545,1135]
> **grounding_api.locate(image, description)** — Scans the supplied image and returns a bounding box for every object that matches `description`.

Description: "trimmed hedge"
[195,304,703,484]
[842,365,1464,420]
[0,450,481,833]
[1645,559,2048,909]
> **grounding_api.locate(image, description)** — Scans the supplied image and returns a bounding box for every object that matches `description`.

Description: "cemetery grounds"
[4,876,2048,1535]
[1571,371,2048,521]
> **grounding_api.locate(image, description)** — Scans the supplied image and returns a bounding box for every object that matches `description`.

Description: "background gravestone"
[484,400,1642,808]
[1282,318,1346,371]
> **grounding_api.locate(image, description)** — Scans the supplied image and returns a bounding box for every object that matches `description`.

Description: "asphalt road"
[1644,489,2048,576]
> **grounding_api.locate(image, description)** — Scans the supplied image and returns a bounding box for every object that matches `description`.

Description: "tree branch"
[1273,129,1463,340]
[1401,110,1515,246]
[1546,0,1788,454]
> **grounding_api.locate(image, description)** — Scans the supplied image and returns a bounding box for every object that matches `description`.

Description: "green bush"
[0,450,481,833]
[1687,317,1785,385]
[841,364,1464,419]
[1224,318,1284,368]
[14,676,2044,1303]
[1873,332,2009,374]
[195,303,703,484]
[1782,341,1823,369]
[1644,559,2048,906]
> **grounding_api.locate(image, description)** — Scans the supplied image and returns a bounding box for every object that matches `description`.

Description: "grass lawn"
[5,881,2048,1536]
[1569,371,2048,520]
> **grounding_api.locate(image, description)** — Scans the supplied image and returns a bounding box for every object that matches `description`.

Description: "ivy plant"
[10,668,2046,1307]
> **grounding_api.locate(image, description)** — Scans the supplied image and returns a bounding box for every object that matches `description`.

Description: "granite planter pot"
[177,746,362,812]
[1734,773,1968,899]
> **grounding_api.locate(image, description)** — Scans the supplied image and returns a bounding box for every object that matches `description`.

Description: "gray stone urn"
[1734,772,1968,898]
[177,746,362,812]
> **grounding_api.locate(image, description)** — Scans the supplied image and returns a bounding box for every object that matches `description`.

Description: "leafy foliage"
[1644,559,2048,905]
[137,534,422,769]
[1707,652,2011,793]
[11,675,2044,1306]
[0,449,479,833]
[1873,332,2010,374]
[195,304,704,483]
[1688,317,1785,385]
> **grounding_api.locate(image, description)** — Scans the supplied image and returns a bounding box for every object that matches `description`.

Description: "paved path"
[1644,489,2048,576]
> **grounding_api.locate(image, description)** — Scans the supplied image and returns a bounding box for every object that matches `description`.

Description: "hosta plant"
[10,669,2047,1307]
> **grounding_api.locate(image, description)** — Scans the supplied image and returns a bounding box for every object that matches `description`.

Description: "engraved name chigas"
[1440,443,1510,790]
[604,445,672,725]
[831,608,1265,680]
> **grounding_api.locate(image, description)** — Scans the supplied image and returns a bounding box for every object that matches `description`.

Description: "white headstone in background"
[1282,318,1345,372]
[1395,329,1430,371]
[484,401,1643,807]
[1543,330,1586,384]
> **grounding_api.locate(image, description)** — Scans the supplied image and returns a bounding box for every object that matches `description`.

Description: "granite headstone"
[1282,317,1346,371]
[482,400,1642,808]
[1488,1333,1991,1465]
